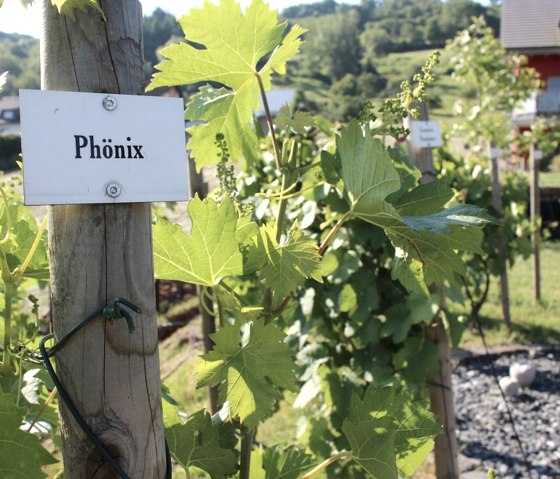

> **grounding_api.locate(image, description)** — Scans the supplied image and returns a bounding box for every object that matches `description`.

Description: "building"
[501,0,560,122]
[0,95,20,134]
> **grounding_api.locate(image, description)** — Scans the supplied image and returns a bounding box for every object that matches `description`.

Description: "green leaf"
[148,0,306,167]
[0,197,49,281]
[165,409,238,478]
[342,416,397,479]
[257,224,323,309]
[402,204,497,235]
[153,196,244,287]
[341,385,440,478]
[260,445,315,479]
[197,318,297,429]
[50,0,104,21]
[386,146,421,201]
[394,180,454,216]
[338,283,357,313]
[276,105,315,135]
[0,392,57,478]
[338,120,402,219]
[184,86,259,170]
[392,392,441,476]
[335,120,491,292]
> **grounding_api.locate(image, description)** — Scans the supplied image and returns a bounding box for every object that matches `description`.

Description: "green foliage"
[49,0,104,21]
[148,3,494,477]
[342,385,440,478]
[0,392,56,478]
[446,16,540,147]
[197,318,297,429]
[252,445,315,479]
[153,196,245,287]
[0,33,40,96]
[0,135,21,172]
[256,224,322,309]
[165,409,238,478]
[148,0,306,169]
[0,184,55,476]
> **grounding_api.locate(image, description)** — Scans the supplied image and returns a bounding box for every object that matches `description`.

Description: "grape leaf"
[337,120,402,220]
[256,224,323,309]
[148,0,306,168]
[153,196,244,287]
[197,318,297,429]
[394,180,453,216]
[260,445,315,479]
[342,417,397,479]
[0,393,57,478]
[276,105,315,135]
[165,410,238,479]
[402,204,496,234]
[50,0,104,21]
[342,385,440,478]
[391,392,441,476]
[335,120,491,292]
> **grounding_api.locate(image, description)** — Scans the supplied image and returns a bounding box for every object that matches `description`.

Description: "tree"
[143,7,182,76]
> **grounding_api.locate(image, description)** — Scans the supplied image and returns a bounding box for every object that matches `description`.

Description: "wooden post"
[530,144,541,301]
[409,104,460,479]
[41,1,166,477]
[488,142,512,329]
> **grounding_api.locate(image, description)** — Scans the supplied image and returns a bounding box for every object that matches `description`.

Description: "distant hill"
[0,1,500,121]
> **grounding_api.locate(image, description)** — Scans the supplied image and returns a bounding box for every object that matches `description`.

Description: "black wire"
[473,316,533,478]
[40,333,131,479]
[38,298,173,478]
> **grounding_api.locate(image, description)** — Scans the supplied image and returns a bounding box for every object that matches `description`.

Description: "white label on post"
[410,120,442,149]
[19,89,189,205]
[491,148,501,160]
[534,149,543,160]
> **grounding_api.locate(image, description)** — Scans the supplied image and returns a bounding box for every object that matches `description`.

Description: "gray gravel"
[453,346,560,478]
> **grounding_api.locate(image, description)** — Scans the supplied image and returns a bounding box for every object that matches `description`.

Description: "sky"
[0,0,361,38]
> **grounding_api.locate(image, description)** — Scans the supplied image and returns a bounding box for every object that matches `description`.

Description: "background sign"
[20,89,189,205]
[410,120,442,149]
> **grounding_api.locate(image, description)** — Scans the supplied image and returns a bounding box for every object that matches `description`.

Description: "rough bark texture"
[41,1,165,477]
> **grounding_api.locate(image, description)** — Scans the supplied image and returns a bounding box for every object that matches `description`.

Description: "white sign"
[410,121,442,149]
[534,149,543,161]
[491,148,501,160]
[20,89,189,205]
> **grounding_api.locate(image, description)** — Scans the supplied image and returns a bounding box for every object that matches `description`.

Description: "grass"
[459,241,560,347]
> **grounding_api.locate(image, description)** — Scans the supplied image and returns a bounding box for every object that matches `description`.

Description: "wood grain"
[41,1,166,476]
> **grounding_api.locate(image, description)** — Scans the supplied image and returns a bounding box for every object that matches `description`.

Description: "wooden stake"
[41,1,166,476]
[409,104,459,479]
[488,142,512,329]
[530,144,541,302]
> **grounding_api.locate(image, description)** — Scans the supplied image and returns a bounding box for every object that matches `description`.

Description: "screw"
[103,96,117,111]
[105,182,122,198]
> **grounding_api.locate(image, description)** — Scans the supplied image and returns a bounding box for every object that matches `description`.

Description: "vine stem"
[301,451,352,478]
[256,72,282,170]
[26,387,58,432]
[276,142,298,242]
[239,426,255,479]
[318,211,352,256]
[1,281,14,392]
[14,214,47,279]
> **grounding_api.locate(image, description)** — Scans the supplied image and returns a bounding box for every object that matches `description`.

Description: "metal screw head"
[105,182,122,198]
[103,96,117,111]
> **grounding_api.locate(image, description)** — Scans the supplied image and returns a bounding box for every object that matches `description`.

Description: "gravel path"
[453,346,560,478]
